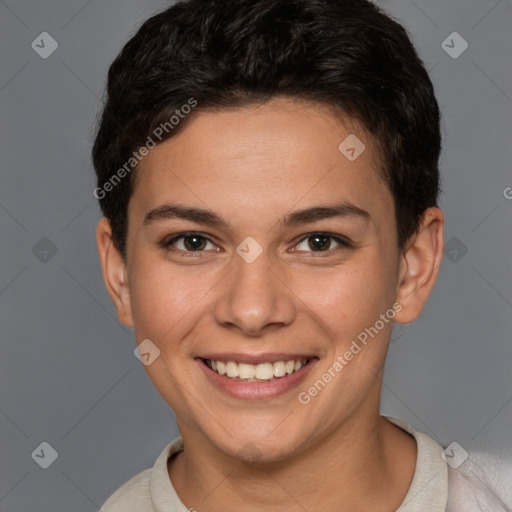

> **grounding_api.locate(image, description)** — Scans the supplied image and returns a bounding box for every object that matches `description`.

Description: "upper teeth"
[206,359,307,381]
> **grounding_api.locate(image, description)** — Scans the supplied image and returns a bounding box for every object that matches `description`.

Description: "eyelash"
[160,231,354,256]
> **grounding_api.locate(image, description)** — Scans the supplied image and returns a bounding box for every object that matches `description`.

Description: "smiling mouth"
[201,358,312,382]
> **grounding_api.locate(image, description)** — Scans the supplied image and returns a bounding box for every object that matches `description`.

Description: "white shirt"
[100,417,510,511]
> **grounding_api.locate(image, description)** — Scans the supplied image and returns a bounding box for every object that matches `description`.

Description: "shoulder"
[101,468,153,512]
[386,416,512,511]
[100,438,185,512]
[446,451,512,511]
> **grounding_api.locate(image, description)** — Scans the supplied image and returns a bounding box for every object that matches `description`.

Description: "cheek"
[293,259,392,325]
[128,257,214,343]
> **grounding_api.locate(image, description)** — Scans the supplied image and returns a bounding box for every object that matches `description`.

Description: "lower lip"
[196,358,317,400]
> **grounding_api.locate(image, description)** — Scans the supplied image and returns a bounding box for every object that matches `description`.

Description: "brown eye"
[164,233,214,252]
[294,233,352,254]
[183,235,207,251]
[308,235,331,251]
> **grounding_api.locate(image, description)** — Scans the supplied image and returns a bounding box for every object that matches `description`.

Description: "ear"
[96,217,134,327]
[394,207,444,324]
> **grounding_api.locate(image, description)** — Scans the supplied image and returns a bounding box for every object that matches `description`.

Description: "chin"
[201,418,311,464]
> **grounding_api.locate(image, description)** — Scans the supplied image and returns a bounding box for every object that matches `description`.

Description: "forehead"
[130,98,393,228]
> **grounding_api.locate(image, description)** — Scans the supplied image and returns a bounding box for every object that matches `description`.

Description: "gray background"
[1,0,511,510]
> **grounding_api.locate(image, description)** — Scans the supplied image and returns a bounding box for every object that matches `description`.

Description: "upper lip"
[198,353,316,365]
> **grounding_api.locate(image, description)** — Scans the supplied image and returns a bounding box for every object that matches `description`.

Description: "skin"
[97,97,444,511]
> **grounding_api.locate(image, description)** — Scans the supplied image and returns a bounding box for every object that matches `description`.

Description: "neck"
[168,410,417,512]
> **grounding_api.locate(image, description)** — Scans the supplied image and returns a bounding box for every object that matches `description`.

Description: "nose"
[212,251,296,337]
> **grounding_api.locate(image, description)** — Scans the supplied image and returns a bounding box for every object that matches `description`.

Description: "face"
[100,98,435,462]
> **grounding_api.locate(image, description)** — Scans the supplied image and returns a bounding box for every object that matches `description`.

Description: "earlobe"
[96,217,134,327]
[394,208,444,324]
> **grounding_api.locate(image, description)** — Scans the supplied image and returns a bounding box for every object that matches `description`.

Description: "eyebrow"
[281,203,370,227]
[143,204,229,228]
[143,202,370,228]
